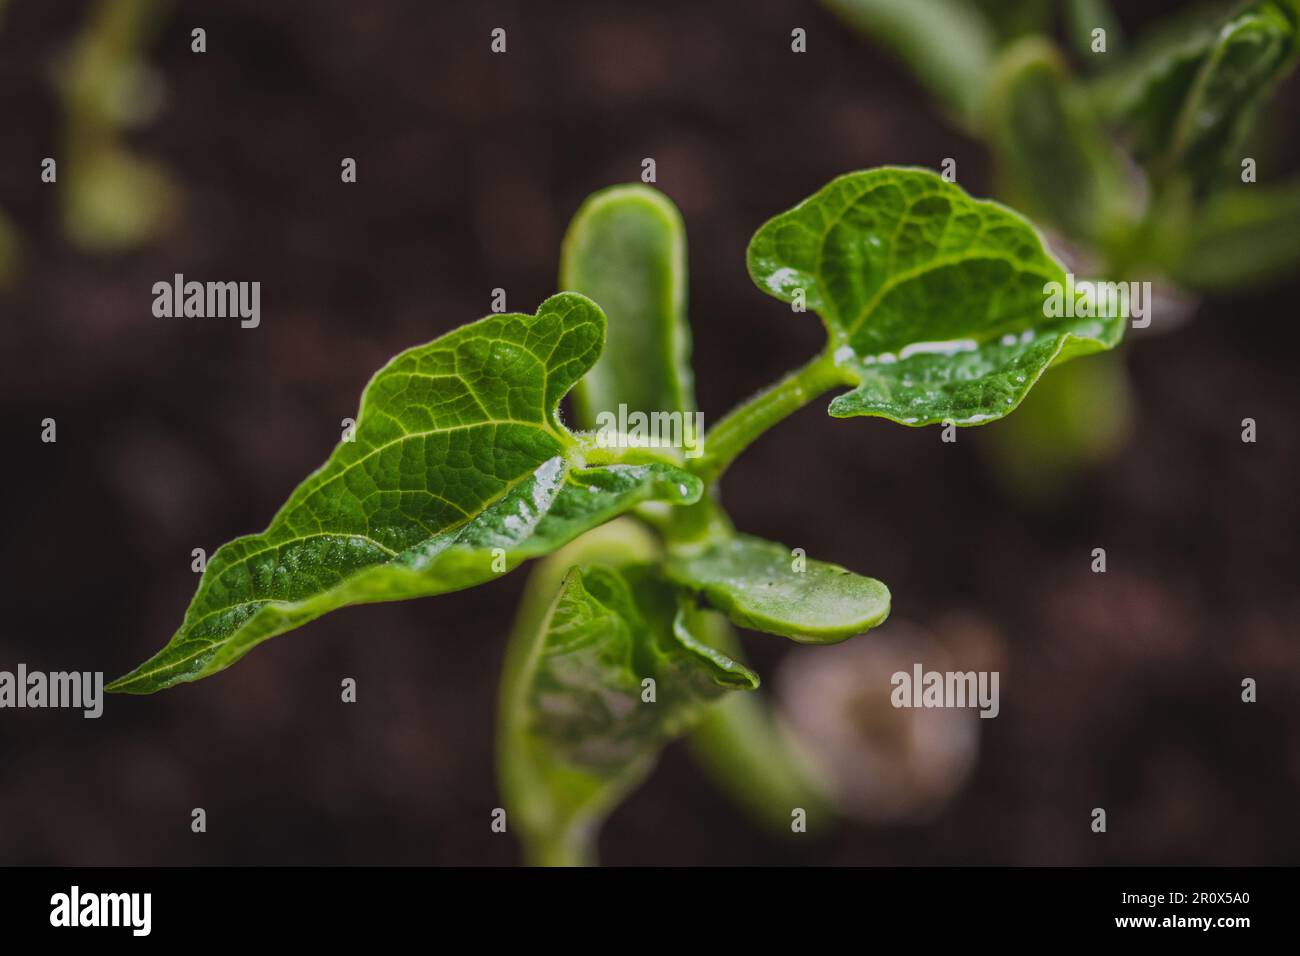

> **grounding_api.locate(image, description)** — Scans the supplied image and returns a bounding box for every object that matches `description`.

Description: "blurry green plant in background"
[57,0,179,251]
[825,0,1300,498]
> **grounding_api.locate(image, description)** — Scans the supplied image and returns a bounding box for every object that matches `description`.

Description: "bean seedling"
[110,167,1125,865]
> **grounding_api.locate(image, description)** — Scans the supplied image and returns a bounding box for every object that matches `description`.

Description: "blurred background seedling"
[825,0,1300,501]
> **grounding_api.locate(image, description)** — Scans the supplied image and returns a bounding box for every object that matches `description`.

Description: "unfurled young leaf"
[747,167,1124,426]
[666,534,890,643]
[109,294,702,694]
[499,563,756,865]
[560,184,695,426]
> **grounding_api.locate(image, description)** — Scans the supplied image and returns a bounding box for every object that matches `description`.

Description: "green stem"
[528,829,594,868]
[691,348,849,483]
[657,489,734,549]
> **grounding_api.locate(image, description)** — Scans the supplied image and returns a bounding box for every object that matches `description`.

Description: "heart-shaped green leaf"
[665,534,890,643]
[560,184,695,426]
[499,563,756,865]
[747,167,1123,426]
[109,294,703,694]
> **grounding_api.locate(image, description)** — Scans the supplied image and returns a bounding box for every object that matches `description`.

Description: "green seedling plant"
[825,0,1300,493]
[110,167,1124,865]
[60,0,178,251]
[0,0,177,287]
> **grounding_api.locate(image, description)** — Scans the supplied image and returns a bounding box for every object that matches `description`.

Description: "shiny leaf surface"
[110,294,702,694]
[560,184,695,426]
[665,533,890,643]
[747,168,1123,426]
